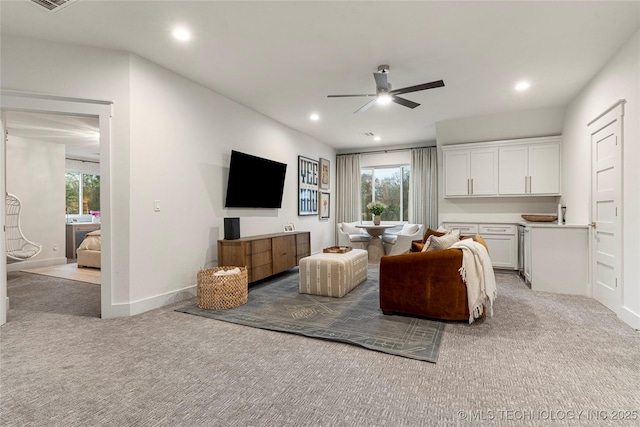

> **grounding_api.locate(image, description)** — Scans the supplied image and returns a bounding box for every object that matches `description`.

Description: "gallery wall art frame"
[319,192,330,219]
[319,158,330,190]
[298,156,318,216]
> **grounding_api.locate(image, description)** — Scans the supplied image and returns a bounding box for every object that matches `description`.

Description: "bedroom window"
[360,166,410,222]
[66,172,100,215]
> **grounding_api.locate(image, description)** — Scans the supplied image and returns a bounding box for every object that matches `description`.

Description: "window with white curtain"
[360,165,410,222]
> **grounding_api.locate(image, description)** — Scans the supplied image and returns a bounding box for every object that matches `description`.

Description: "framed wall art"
[319,158,330,190]
[319,192,330,219]
[298,156,318,215]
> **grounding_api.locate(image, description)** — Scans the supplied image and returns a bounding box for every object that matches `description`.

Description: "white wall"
[1,35,132,309]
[2,35,336,316]
[435,106,566,223]
[128,54,336,305]
[562,30,640,329]
[6,135,66,270]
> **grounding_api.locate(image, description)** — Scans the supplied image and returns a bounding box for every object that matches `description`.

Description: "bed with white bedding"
[77,230,101,269]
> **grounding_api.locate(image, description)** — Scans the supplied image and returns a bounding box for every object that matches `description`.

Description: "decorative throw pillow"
[342,222,361,235]
[422,228,446,244]
[410,241,425,252]
[424,229,461,252]
[401,224,419,235]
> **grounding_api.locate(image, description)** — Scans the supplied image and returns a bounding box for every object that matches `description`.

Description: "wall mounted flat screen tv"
[225,150,287,208]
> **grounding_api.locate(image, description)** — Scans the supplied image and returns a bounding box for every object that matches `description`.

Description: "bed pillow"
[423,229,461,252]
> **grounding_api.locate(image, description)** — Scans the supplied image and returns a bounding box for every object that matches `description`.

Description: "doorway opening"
[1,91,113,325]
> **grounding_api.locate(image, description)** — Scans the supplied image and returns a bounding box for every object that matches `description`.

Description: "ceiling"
[5,111,100,162]
[1,1,639,154]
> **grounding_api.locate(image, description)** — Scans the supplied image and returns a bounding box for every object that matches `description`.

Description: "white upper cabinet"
[443,147,497,197]
[498,141,561,195]
[443,149,471,196]
[443,136,561,198]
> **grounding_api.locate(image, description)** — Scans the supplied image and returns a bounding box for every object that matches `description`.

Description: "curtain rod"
[336,146,434,156]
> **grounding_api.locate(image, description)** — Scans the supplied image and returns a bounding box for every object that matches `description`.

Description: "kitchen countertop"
[441,218,589,229]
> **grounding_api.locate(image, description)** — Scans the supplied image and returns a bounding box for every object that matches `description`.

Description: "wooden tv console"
[217,231,310,283]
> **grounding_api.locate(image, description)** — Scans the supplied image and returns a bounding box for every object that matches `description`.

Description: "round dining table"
[355,224,396,262]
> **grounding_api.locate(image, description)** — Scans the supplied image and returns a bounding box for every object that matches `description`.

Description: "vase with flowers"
[366,201,386,225]
[90,210,101,224]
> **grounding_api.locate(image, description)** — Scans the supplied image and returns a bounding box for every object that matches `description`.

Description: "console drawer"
[480,224,516,235]
[442,223,478,234]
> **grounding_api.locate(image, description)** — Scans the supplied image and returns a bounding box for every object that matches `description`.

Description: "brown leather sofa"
[379,230,488,321]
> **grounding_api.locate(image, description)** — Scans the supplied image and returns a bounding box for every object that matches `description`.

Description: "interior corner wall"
[6,135,65,270]
[562,30,640,329]
[127,54,337,307]
[435,106,565,222]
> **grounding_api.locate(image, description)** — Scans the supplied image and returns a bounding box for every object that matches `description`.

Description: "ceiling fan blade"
[390,80,445,95]
[327,94,376,98]
[373,72,388,90]
[392,96,420,109]
[354,99,377,114]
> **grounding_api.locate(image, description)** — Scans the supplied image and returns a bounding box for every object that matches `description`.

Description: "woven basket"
[521,214,558,222]
[197,266,248,310]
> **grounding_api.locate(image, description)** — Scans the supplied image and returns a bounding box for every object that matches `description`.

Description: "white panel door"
[589,103,623,313]
[498,145,527,195]
[1,111,6,325]
[528,143,560,194]
[470,148,498,195]
[443,149,470,196]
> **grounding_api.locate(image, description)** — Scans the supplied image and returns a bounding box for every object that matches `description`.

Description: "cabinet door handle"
[529,176,532,193]
[467,178,471,195]
[470,178,474,195]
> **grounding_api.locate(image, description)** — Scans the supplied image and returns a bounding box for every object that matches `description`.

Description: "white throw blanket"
[450,238,497,323]
[213,267,241,276]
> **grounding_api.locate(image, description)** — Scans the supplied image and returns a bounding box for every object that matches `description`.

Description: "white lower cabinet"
[523,226,589,295]
[442,222,518,270]
[523,227,532,282]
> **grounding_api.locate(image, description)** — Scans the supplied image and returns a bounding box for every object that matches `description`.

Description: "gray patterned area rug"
[176,266,444,363]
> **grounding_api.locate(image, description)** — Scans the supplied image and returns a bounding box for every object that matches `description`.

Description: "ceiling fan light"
[172,27,191,41]
[377,93,392,105]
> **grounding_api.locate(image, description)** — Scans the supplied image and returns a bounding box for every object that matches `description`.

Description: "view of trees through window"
[65,172,100,215]
[361,166,410,222]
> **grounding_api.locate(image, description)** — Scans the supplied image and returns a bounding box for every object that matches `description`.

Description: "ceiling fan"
[328,65,444,113]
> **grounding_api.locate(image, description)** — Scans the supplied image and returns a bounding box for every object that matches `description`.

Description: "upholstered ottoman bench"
[298,249,368,297]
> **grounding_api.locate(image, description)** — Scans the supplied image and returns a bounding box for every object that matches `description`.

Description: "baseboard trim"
[108,285,197,318]
[619,305,640,330]
[8,257,67,272]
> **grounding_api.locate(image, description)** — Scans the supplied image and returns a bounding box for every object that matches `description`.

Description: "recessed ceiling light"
[373,136,381,141]
[172,27,191,41]
[515,81,531,91]
[310,113,320,121]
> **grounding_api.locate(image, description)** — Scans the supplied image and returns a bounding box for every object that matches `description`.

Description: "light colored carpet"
[2,269,639,426]
[22,262,101,285]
